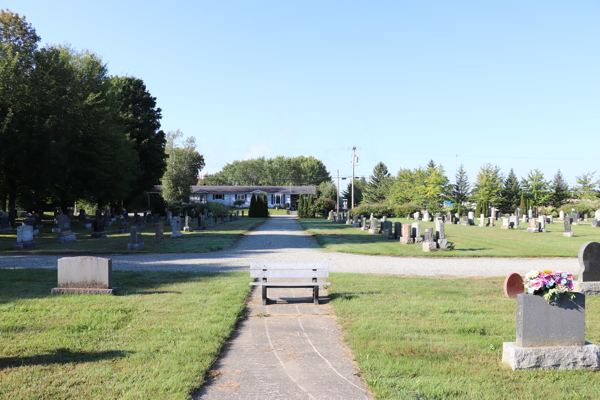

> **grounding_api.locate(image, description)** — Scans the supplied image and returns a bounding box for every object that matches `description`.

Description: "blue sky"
[9,1,600,187]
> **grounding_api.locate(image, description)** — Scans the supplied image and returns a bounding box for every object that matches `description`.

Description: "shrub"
[558,201,600,218]
[395,203,421,218]
[284,202,289,209]
[350,203,395,218]
[313,198,335,217]
[249,194,268,217]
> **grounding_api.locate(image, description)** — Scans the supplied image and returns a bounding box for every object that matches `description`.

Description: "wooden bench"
[249,263,331,305]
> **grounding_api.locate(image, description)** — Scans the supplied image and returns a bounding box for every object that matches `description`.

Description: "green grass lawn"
[300,218,600,257]
[0,269,251,400]
[0,217,267,254]
[329,273,600,400]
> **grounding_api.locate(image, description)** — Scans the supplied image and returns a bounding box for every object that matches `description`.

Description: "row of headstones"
[127,210,242,251]
[327,210,452,251]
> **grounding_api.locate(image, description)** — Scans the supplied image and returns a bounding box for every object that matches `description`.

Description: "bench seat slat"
[250,270,329,278]
[249,263,328,270]
[249,282,331,287]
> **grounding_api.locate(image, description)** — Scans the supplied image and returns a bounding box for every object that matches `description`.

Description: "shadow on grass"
[0,269,246,303]
[329,291,382,301]
[0,348,132,369]
[455,248,491,252]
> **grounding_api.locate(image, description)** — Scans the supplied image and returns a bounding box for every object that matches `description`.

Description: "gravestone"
[501,217,510,229]
[394,222,401,239]
[528,208,533,219]
[510,215,519,229]
[422,212,429,222]
[136,213,145,229]
[526,218,539,233]
[445,212,452,224]
[153,221,165,244]
[152,213,159,227]
[360,216,367,231]
[184,216,191,232]
[461,215,468,226]
[400,223,413,244]
[78,210,86,224]
[592,218,600,228]
[479,214,485,227]
[564,219,575,237]
[435,220,445,240]
[413,211,420,220]
[128,226,144,251]
[92,210,107,239]
[104,212,112,226]
[559,210,565,220]
[468,211,474,225]
[14,225,35,250]
[56,215,76,243]
[584,214,588,222]
[0,212,11,231]
[412,222,423,244]
[171,216,183,238]
[502,291,600,370]
[595,210,600,221]
[489,217,496,227]
[146,212,152,223]
[51,257,115,295]
[575,242,600,295]
[539,216,547,232]
[165,211,172,226]
[368,218,378,234]
[504,273,524,298]
[422,227,436,251]
[116,219,128,234]
[383,221,394,239]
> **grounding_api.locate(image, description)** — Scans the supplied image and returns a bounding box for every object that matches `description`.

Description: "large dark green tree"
[111,76,167,205]
[549,169,570,208]
[498,168,521,213]
[452,164,470,206]
[363,162,393,204]
[0,10,41,224]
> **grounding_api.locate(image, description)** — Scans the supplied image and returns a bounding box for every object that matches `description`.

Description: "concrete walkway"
[193,286,369,400]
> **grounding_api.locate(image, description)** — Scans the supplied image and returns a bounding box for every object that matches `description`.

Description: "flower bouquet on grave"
[524,270,575,303]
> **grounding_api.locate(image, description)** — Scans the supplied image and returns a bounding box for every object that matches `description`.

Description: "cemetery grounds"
[4,215,600,399]
[299,217,600,257]
[0,214,267,254]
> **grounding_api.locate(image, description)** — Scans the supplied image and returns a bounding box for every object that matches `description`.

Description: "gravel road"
[0,215,579,277]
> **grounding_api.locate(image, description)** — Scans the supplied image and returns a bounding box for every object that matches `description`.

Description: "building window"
[275,195,281,204]
[214,194,224,200]
[236,194,246,200]
[189,194,204,203]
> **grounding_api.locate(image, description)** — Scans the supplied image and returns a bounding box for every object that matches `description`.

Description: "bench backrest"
[249,263,328,280]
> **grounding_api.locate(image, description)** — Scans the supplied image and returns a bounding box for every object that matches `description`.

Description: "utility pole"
[351,146,357,210]
[336,169,340,213]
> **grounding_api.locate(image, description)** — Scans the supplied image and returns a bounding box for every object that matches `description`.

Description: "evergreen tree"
[249,194,257,217]
[427,159,437,169]
[498,168,521,213]
[549,169,570,208]
[363,162,393,204]
[519,193,524,210]
[452,164,470,206]
[307,195,314,218]
[297,196,304,218]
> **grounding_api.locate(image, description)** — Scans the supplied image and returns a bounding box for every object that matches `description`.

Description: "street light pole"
[351,146,357,210]
[336,169,340,214]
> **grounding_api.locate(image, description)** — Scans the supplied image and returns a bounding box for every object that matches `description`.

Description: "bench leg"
[313,286,319,305]
[262,286,267,305]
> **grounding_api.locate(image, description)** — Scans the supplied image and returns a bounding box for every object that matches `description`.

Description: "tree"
[521,169,550,207]
[497,168,521,213]
[427,159,437,169]
[111,76,167,205]
[363,162,393,204]
[342,178,366,208]
[574,172,598,200]
[205,156,331,186]
[316,180,337,203]
[161,130,205,203]
[452,164,470,206]
[0,10,40,223]
[421,165,450,205]
[549,169,570,208]
[389,168,427,205]
[472,164,503,206]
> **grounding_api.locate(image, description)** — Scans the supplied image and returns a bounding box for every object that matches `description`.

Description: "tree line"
[353,158,597,216]
[0,10,167,225]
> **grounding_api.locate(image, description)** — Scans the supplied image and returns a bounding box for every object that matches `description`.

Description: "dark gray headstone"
[564,219,571,233]
[579,242,600,282]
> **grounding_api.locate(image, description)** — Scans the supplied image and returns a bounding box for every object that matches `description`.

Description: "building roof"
[149,185,316,195]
